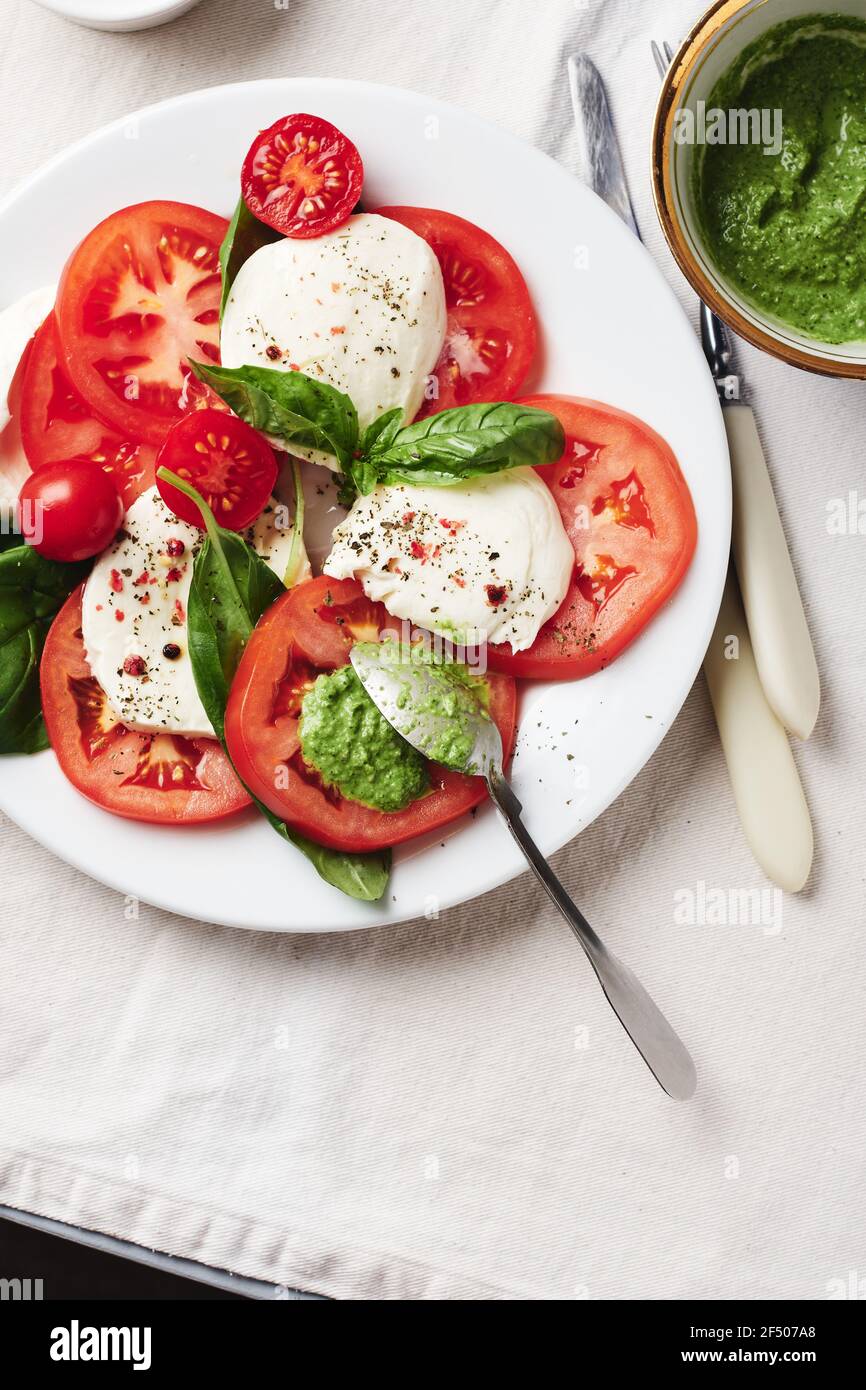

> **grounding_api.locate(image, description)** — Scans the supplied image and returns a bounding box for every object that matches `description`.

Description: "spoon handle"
[486,770,697,1100]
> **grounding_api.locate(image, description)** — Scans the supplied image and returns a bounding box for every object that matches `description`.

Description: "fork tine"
[650,40,667,78]
[663,40,675,62]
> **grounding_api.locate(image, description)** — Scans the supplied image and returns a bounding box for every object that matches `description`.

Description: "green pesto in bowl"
[697,14,866,344]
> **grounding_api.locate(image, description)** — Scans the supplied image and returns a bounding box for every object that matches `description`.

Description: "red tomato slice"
[241,113,363,238]
[225,576,517,852]
[20,317,155,508]
[376,206,537,416]
[41,588,250,824]
[486,396,697,679]
[285,582,386,668]
[56,201,228,447]
[156,408,278,531]
[0,332,37,498]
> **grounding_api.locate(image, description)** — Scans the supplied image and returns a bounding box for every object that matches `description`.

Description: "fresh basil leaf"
[361,407,403,456]
[255,798,390,903]
[346,455,383,499]
[361,401,565,490]
[283,456,306,588]
[187,539,283,743]
[219,196,281,324]
[0,545,90,755]
[345,410,403,498]
[335,473,359,509]
[188,361,359,471]
[160,467,389,902]
[159,468,281,741]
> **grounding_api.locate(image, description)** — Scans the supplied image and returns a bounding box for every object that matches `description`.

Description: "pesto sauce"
[698,15,866,343]
[299,664,428,813]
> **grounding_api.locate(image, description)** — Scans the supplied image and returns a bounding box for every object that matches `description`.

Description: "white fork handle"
[704,565,813,892]
[725,405,820,740]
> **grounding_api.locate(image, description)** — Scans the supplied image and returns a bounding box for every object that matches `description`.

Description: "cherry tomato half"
[155,408,278,530]
[241,113,363,238]
[19,458,123,562]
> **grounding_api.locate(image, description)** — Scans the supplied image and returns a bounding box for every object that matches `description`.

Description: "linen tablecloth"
[1,0,864,1300]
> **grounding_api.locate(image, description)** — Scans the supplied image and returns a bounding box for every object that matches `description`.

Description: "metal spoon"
[350,643,697,1100]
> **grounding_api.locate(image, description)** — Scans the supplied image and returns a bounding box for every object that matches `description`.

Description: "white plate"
[31,0,204,31]
[0,79,730,932]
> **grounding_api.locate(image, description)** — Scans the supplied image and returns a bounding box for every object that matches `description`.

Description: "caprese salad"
[0,112,697,902]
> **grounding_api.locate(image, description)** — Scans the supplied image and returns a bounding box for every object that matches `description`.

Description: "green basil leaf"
[362,401,566,489]
[219,196,281,324]
[255,799,391,903]
[283,456,306,588]
[160,467,389,902]
[188,361,359,472]
[159,468,282,741]
[346,455,383,498]
[335,473,359,509]
[187,538,283,744]
[0,545,90,755]
[360,407,403,456]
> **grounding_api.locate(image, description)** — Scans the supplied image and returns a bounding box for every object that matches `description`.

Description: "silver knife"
[567,56,640,237]
[567,53,813,892]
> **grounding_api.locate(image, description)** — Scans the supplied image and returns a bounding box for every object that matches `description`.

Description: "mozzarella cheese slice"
[220,213,446,469]
[324,467,575,652]
[82,486,301,739]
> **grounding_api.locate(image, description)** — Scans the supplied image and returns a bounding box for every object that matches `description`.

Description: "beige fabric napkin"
[1,0,864,1300]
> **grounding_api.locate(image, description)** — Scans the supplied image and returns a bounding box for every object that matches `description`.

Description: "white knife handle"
[704,566,813,893]
[725,405,820,740]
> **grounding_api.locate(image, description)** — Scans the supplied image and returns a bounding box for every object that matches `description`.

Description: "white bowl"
[31,0,204,31]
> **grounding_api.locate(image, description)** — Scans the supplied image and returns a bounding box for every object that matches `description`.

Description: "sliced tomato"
[241,113,363,238]
[0,332,37,498]
[55,201,227,447]
[20,317,155,508]
[41,588,250,824]
[286,582,386,668]
[486,396,697,679]
[376,206,537,416]
[156,408,278,530]
[225,576,517,852]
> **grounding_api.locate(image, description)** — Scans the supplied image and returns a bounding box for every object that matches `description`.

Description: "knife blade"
[567,51,813,891]
[568,55,640,237]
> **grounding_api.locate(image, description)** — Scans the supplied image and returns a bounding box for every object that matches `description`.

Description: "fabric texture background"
[1,0,864,1301]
